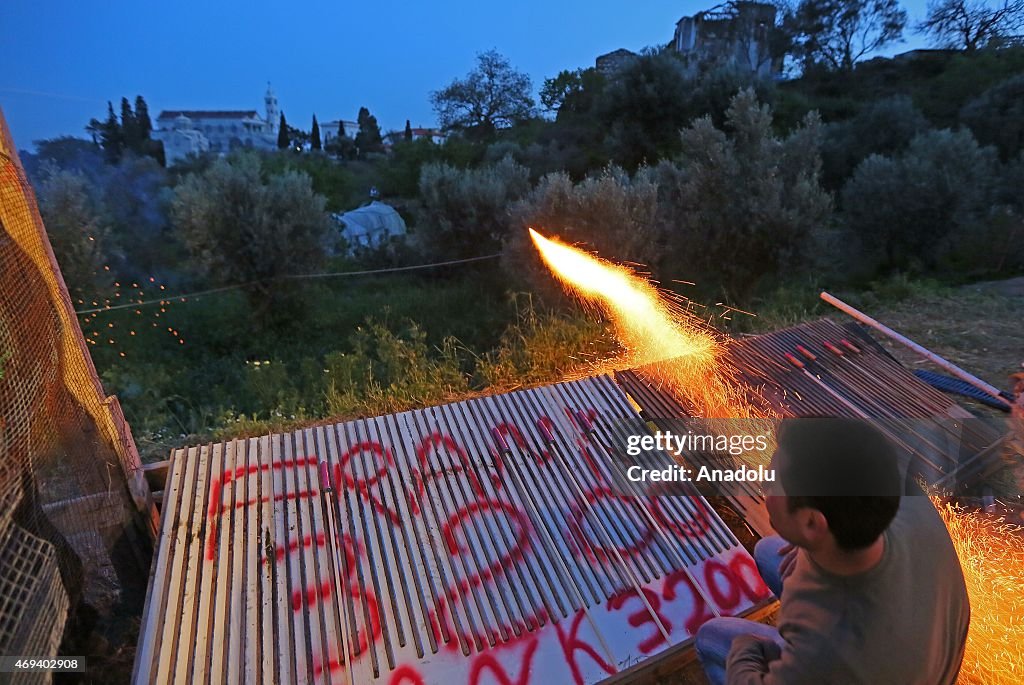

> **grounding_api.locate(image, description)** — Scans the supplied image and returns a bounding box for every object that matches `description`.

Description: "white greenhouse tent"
[333,201,407,253]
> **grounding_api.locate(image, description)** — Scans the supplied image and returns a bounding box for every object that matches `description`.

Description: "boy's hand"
[779,543,799,579]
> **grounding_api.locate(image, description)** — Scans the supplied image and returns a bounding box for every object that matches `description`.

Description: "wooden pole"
[820,291,1012,410]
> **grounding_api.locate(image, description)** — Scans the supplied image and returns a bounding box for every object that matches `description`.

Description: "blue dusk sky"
[1,0,929,151]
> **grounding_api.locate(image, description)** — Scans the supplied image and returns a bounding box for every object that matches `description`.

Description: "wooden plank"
[313,425,355,685]
[133,447,189,683]
[283,433,310,681]
[227,439,248,685]
[374,412,442,656]
[291,429,325,683]
[398,406,478,655]
[427,403,508,644]
[330,420,384,675]
[320,424,373,684]
[257,434,276,684]
[466,394,567,628]
[270,432,295,684]
[402,406,491,653]
[299,428,335,684]
[192,441,224,682]
[527,382,662,585]
[169,443,212,682]
[209,439,239,684]
[365,413,419,661]
[470,392,602,612]
[154,444,202,682]
[423,401,536,643]
[556,376,695,574]
[243,437,262,685]
[143,460,171,491]
[345,418,399,670]
[364,415,426,658]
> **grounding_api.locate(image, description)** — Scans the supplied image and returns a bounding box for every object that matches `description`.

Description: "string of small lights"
[74,254,503,359]
[75,253,503,315]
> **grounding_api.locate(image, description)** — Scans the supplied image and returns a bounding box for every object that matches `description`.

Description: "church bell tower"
[265,83,279,134]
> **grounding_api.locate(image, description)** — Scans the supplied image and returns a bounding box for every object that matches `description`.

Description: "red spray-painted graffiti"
[198,404,771,684]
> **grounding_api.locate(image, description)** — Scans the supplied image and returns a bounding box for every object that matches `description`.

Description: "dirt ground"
[866,278,1023,402]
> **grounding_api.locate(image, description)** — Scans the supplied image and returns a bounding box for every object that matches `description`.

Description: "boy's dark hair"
[777,417,901,550]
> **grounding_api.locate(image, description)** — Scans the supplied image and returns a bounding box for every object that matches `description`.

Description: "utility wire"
[75,253,502,315]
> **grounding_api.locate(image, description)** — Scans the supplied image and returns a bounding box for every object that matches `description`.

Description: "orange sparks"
[528,228,752,418]
[935,498,1024,685]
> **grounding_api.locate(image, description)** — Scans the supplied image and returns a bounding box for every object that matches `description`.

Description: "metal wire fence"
[0,107,156,680]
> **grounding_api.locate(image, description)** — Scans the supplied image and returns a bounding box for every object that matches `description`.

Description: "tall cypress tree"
[101,101,123,163]
[134,95,153,141]
[404,119,413,142]
[354,106,383,156]
[277,112,289,149]
[311,115,321,151]
[337,120,346,138]
[120,97,139,152]
[85,118,103,146]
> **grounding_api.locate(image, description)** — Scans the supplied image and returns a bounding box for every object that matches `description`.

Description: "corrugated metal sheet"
[135,374,767,684]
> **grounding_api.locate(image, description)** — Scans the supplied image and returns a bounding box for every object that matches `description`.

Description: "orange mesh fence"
[0,106,156,668]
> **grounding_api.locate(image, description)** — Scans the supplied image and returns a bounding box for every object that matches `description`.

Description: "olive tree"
[668,89,832,300]
[171,153,332,313]
[430,50,535,139]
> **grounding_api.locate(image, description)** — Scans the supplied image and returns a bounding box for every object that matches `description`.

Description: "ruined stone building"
[595,48,638,76]
[673,2,783,78]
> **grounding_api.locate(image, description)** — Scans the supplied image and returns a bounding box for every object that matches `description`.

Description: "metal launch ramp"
[134,374,768,684]
[615,319,1007,537]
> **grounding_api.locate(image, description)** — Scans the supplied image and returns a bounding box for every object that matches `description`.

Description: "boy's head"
[766,417,901,551]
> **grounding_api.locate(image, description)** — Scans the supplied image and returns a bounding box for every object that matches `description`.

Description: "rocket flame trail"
[528,228,755,418]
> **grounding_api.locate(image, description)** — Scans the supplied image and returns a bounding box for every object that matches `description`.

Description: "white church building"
[154,85,281,164]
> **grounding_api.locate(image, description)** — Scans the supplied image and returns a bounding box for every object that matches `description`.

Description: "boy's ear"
[802,508,831,544]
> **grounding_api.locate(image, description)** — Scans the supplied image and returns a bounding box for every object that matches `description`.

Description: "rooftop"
[156,110,261,120]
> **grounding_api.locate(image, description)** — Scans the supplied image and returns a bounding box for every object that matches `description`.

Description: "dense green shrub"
[504,90,832,303]
[595,51,693,168]
[960,74,1024,161]
[36,167,113,297]
[171,153,333,316]
[822,95,931,190]
[916,46,1024,126]
[378,138,443,199]
[596,55,776,169]
[503,165,661,290]
[417,155,531,259]
[840,128,1001,274]
[667,89,832,300]
[259,150,357,211]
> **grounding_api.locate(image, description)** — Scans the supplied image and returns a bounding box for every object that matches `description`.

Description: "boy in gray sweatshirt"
[696,417,970,684]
